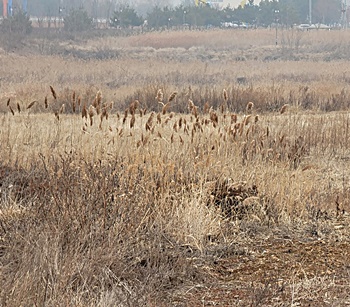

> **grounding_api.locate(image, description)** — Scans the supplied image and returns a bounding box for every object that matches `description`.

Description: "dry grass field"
[1,28,350,306]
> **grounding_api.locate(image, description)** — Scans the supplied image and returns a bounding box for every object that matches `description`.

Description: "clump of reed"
[1,85,350,306]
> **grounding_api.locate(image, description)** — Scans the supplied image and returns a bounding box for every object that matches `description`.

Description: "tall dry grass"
[1,91,350,304]
[2,29,350,115]
[2,28,350,305]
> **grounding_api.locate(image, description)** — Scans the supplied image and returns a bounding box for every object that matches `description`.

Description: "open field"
[1,29,350,306]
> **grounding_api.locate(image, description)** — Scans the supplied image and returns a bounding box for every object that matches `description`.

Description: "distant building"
[211,0,258,9]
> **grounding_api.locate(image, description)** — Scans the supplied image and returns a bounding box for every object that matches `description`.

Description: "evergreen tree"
[64,8,93,32]
[110,5,143,28]
[1,10,32,34]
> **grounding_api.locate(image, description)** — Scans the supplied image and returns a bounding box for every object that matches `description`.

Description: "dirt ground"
[173,216,350,306]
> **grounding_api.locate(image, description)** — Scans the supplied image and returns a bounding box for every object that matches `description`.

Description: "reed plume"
[280,104,289,114]
[223,89,228,102]
[129,100,139,115]
[244,115,252,126]
[156,89,164,104]
[203,102,210,114]
[72,92,76,113]
[162,103,170,115]
[50,86,57,100]
[246,102,254,113]
[123,109,128,124]
[59,104,65,114]
[96,91,102,106]
[168,91,177,102]
[130,114,135,129]
[231,113,237,124]
[88,105,95,126]
[8,105,14,116]
[82,104,87,119]
[101,103,108,120]
[146,112,154,131]
[27,101,37,109]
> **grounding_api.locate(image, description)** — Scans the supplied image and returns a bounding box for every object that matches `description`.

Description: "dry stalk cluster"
[207,179,261,219]
[1,86,350,306]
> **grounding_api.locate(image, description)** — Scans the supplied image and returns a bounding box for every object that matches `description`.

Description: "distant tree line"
[109,0,342,29]
[1,0,343,34]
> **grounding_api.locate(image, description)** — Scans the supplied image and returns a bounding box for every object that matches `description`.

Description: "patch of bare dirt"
[174,232,350,306]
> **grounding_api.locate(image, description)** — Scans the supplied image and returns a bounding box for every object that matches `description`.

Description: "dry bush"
[0,155,207,305]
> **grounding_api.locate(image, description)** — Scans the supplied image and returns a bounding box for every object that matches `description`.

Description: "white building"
[211,0,259,9]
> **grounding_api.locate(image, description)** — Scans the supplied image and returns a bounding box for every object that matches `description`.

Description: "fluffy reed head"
[88,105,95,117]
[72,92,76,113]
[88,105,95,126]
[246,102,254,113]
[223,89,228,102]
[96,91,102,106]
[82,104,87,119]
[156,89,163,103]
[49,86,57,100]
[130,114,136,129]
[231,113,237,124]
[145,112,155,131]
[129,100,139,115]
[59,104,65,114]
[203,102,210,114]
[123,109,129,124]
[280,104,289,114]
[188,99,195,111]
[162,103,170,115]
[168,91,177,103]
[8,104,14,116]
[244,115,252,126]
[27,101,37,109]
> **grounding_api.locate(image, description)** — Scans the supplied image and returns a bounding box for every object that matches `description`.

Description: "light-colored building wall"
[211,0,258,9]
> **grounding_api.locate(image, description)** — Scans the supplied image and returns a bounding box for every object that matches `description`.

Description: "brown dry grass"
[1,29,350,306]
[1,105,350,306]
[2,28,350,114]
